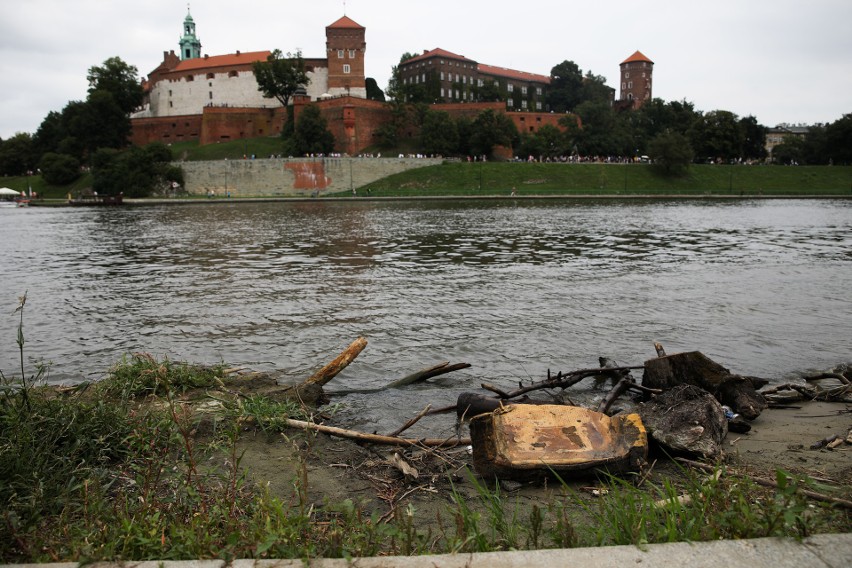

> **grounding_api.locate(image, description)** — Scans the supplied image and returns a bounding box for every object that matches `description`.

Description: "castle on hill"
[130,9,652,155]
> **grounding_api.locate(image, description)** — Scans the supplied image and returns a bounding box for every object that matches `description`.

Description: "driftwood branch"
[304,337,368,386]
[282,418,470,447]
[598,377,635,414]
[675,458,852,510]
[497,366,644,400]
[386,404,432,437]
[383,362,471,389]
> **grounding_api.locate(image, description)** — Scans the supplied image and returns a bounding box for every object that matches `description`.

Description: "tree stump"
[642,351,767,419]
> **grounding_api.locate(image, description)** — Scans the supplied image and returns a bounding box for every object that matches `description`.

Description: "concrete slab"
[4,534,851,568]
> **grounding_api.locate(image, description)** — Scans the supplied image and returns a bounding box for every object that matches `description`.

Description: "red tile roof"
[328,15,364,29]
[477,63,550,84]
[173,51,271,71]
[621,50,653,65]
[404,48,477,65]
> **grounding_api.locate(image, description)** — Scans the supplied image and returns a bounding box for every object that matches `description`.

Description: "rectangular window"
[343,64,351,74]
[507,84,513,92]
[507,98,513,107]
[628,81,633,88]
[536,101,542,110]
[625,72,630,78]
[536,87,542,95]
[349,49,355,58]
[521,86,527,95]
[209,91,213,99]
[521,99,527,109]
[337,50,344,58]
[440,72,444,80]
[478,79,483,87]
[455,89,459,99]
[462,76,466,84]
[441,88,445,97]
[168,90,172,97]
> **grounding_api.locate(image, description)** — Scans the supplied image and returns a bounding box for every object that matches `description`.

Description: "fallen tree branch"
[383,362,471,389]
[386,404,432,437]
[675,457,852,510]
[282,418,470,448]
[303,337,368,386]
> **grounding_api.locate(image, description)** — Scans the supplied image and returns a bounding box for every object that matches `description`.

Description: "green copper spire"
[179,5,202,60]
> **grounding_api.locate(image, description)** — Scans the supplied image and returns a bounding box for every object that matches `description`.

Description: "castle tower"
[619,50,653,109]
[325,16,366,98]
[179,8,202,60]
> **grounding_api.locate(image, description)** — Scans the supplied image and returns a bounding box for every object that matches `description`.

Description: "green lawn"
[347,162,852,197]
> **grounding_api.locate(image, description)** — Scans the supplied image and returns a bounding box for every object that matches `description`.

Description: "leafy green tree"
[291,104,335,155]
[0,132,36,176]
[252,50,310,107]
[365,78,385,102]
[91,143,176,197]
[648,131,694,176]
[71,91,132,157]
[825,113,852,164]
[689,110,743,162]
[385,52,419,102]
[420,110,459,156]
[517,125,569,160]
[569,100,632,156]
[771,135,805,165]
[579,72,613,105]
[547,60,584,112]
[38,153,81,185]
[86,56,144,114]
[467,109,519,158]
[738,115,767,161]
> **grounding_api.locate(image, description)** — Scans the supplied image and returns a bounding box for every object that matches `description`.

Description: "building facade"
[396,48,550,111]
[618,50,653,109]
[134,11,365,122]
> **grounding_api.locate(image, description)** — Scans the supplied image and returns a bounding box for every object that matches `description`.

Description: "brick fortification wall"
[181,157,442,197]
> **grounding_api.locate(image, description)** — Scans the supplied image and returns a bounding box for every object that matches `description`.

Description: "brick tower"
[325,16,366,98]
[619,50,653,109]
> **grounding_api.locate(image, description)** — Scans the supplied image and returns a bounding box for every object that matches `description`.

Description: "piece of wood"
[389,452,419,481]
[303,337,368,386]
[282,417,470,447]
[598,376,635,414]
[383,362,471,389]
[386,404,432,437]
[675,458,852,510]
[642,351,767,419]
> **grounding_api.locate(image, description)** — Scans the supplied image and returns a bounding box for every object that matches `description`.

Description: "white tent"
[0,187,21,196]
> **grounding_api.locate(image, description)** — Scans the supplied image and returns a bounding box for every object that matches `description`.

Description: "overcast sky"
[1,0,850,140]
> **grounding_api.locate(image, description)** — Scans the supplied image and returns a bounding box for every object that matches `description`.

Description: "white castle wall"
[148,67,330,117]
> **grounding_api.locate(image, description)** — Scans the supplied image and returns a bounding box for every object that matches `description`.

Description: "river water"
[1,199,850,434]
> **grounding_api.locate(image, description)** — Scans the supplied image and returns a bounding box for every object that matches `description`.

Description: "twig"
[282,418,470,447]
[386,404,432,437]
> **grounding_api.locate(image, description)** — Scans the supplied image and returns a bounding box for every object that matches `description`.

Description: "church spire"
[179,5,202,60]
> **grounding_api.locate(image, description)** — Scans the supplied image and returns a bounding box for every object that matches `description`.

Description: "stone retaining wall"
[180,157,442,197]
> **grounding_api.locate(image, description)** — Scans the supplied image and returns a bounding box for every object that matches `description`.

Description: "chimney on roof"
[204,54,209,59]
[236,50,241,56]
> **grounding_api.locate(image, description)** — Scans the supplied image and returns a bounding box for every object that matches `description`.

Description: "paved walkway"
[6,533,850,568]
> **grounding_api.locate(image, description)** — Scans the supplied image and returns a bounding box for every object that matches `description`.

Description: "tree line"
[2,53,850,196]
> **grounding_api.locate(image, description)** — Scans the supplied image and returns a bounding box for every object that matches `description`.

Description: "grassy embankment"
[3,137,851,199]
[2,294,850,563]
